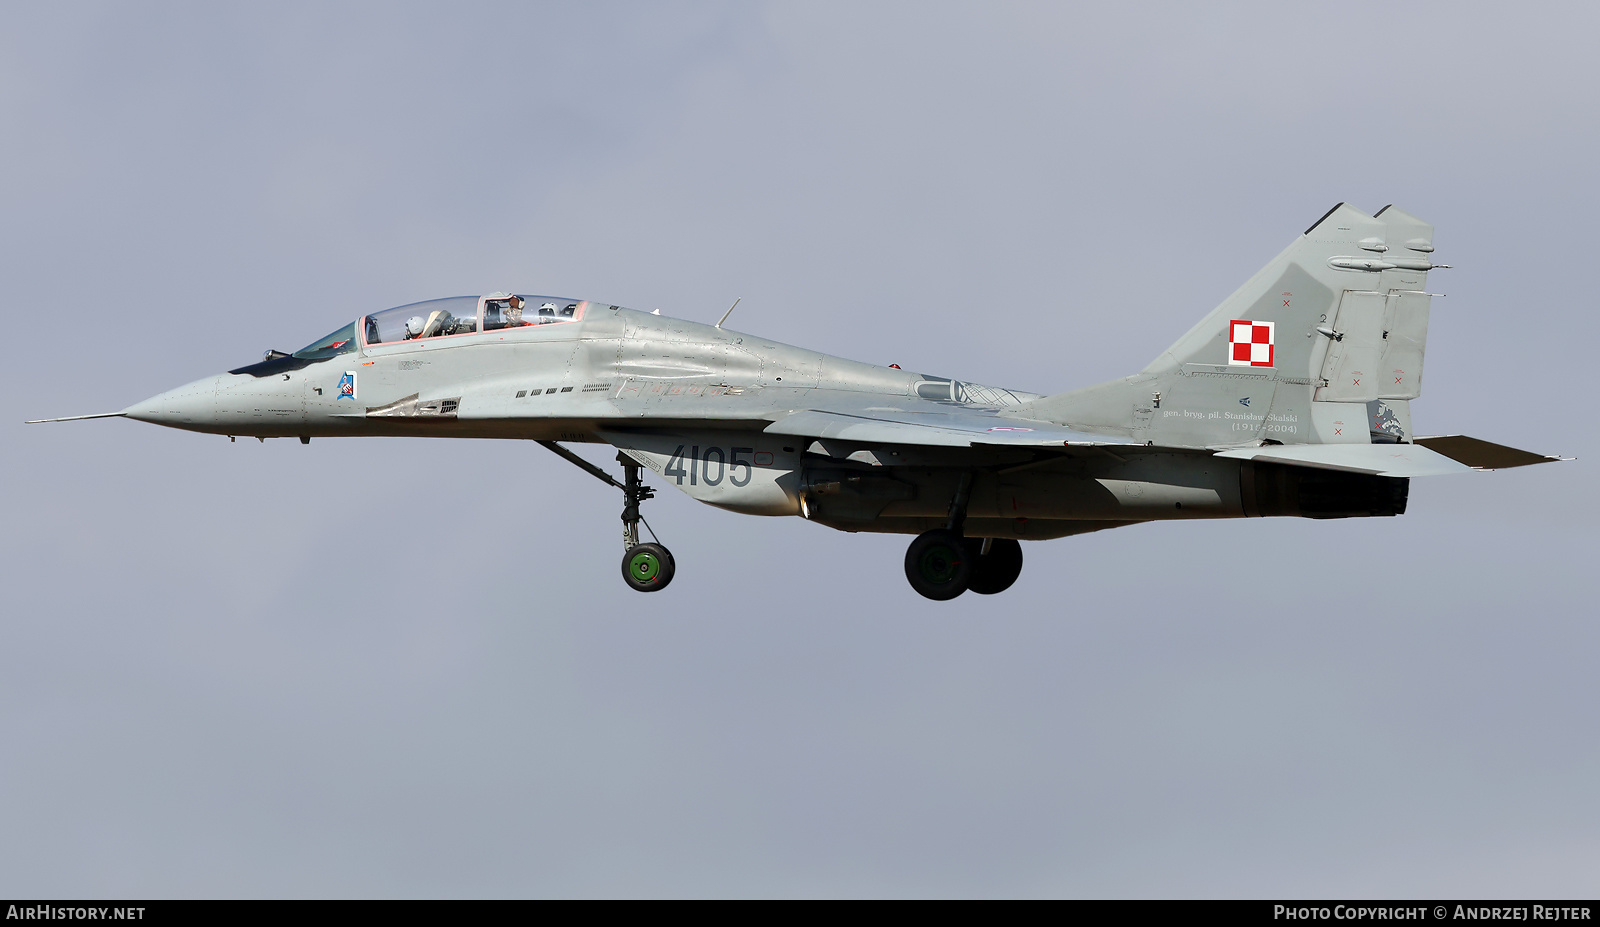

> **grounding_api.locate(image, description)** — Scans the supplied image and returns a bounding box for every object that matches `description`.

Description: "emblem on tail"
[1228,320,1275,367]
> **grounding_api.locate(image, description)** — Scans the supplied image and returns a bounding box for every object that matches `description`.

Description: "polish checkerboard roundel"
[1228,319,1274,367]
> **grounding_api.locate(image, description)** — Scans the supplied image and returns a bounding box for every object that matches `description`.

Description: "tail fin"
[1021,203,1444,447]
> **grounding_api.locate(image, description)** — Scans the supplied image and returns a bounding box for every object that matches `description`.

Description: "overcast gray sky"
[4,1,1597,898]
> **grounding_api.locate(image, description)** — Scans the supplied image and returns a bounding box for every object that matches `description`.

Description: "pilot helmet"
[406,316,425,336]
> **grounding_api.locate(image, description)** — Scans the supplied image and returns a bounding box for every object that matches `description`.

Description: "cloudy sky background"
[4,1,1596,897]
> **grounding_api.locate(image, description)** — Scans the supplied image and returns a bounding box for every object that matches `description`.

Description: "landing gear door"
[598,430,803,517]
[1315,290,1384,403]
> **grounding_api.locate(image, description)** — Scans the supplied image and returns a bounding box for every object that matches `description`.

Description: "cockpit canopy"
[363,294,588,346]
[234,293,603,377]
[292,321,357,361]
[364,296,479,344]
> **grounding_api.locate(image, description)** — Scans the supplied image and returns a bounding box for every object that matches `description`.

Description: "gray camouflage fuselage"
[60,205,1555,558]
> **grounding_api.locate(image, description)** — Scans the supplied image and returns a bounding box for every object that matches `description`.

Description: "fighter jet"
[29,204,1563,599]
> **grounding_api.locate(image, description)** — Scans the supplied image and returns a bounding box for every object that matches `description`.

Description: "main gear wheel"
[966,538,1023,595]
[904,528,972,600]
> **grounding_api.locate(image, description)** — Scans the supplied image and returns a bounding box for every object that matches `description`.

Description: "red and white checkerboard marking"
[1228,319,1275,367]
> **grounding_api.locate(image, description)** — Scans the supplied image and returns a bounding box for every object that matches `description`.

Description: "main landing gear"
[902,472,1024,600]
[538,441,675,593]
[904,533,1024,600]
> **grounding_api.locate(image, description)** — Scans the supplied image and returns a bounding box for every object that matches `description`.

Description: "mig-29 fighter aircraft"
[30,204,1562,599]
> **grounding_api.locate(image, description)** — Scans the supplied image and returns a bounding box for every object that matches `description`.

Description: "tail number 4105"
[664,445,772,487]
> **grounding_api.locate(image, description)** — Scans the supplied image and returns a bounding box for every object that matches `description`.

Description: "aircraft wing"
[762,407,1134,449]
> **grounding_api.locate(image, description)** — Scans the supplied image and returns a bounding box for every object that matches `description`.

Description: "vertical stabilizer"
[1020,204,1443,447]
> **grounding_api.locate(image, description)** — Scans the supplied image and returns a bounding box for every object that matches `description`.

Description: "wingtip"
[1413,435,1565,469]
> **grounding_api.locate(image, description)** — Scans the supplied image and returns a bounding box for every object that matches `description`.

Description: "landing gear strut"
[903,472,1023,600]
[538,441,675,593]
[618,456,673,592]
[904,472,975,600]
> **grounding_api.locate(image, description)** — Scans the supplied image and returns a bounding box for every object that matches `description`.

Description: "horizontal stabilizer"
[24,412,126,424]
[1212,443,1474,477]
[1414,435,1568,469]
[764,409,1129,449]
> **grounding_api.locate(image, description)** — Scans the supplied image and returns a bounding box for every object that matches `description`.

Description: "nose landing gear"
[538,440,676,593]
[618,455,673,592]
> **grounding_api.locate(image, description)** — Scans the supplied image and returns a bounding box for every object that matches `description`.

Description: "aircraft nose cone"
[121,374,223,427]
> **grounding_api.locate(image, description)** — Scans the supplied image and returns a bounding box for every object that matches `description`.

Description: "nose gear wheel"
[622,542,675,592]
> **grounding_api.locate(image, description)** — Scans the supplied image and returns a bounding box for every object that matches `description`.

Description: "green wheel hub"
[628,550,662,583]
[621,542,675,592]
